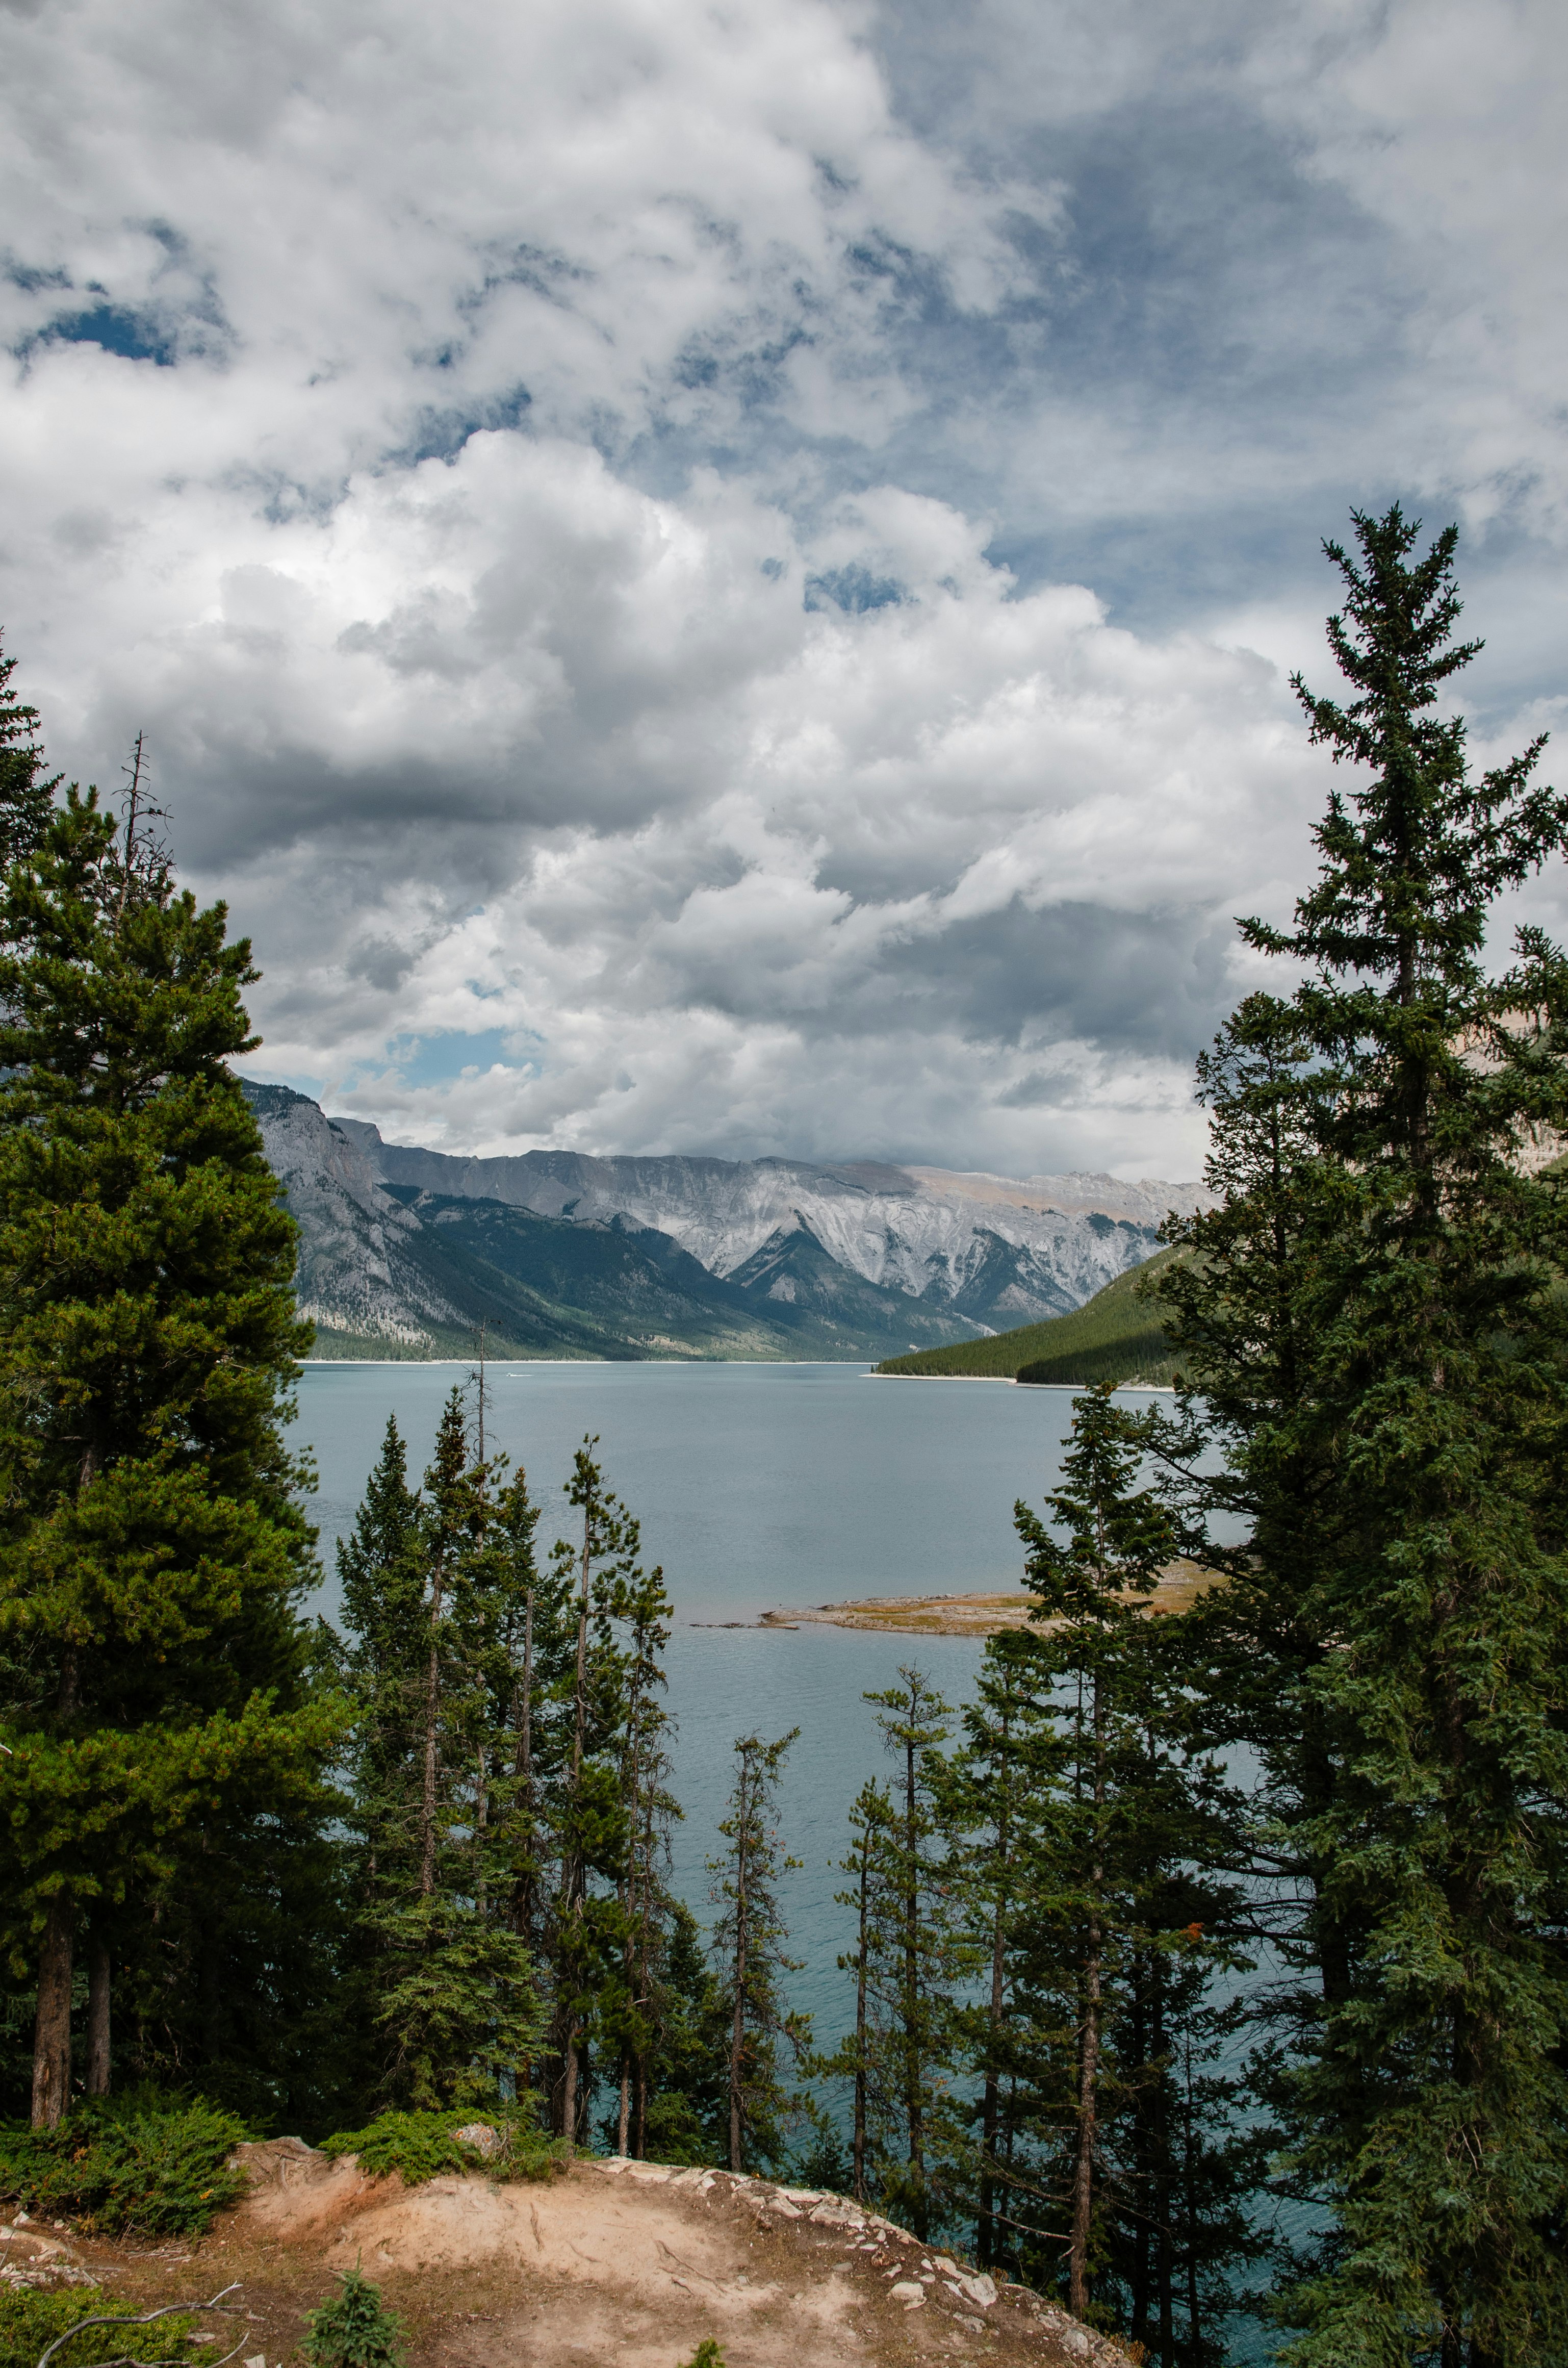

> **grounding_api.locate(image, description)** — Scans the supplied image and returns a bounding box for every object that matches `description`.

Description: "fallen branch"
[36,2284,247,2368]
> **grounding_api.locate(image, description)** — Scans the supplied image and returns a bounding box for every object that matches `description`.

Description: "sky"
[3,0,1565,1180]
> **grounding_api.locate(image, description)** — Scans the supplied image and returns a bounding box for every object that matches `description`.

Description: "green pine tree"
[342,1395,541,2112]
[1014,1382,1176,2318]
[0,635,58,876]
[708,1728,806,2174]
[857,1667,956,2238]
[0,782,340,2125]
[1160,507,1568,2366]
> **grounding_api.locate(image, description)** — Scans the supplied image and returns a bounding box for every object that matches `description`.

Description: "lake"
[294,1357,1123,2045]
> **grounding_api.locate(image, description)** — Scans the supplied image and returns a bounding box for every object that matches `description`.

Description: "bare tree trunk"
[902,1727,922,2188]
[616,2064,631,2157]
[1182,2034,1201,2368]
[559,2017,578,2148]
[634,2061,647,2160]
[728,1756,751,2174]
[979,1687,1013,2267]
[853,1827,869,2205]
[559,1516,592,2150]
[1069,1667,1106,2320]
[512,1589,534,1940]
[86,1937,111,2098]
[31,1892,72,2129]
[419,1559,446,1896]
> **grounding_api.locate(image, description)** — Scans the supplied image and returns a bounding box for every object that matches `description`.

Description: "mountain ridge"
[244,1080,1206,1361]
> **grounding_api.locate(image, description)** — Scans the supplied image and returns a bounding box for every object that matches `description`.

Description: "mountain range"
[244,1081,1209,1362]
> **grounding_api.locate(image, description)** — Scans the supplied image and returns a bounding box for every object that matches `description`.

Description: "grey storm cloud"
[1,0,1564,1178]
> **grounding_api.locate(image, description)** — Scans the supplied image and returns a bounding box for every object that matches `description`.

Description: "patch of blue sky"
[32,301,180,366]
[802,563,907,615]
[383,1027,531,1088]
[393,380,533,466]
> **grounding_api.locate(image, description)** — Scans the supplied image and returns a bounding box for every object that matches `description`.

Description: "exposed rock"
[450,2124,500,2158]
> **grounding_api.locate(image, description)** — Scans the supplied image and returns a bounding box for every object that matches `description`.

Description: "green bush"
[0,2284,196,2368]
[678,2344,726,2368]
[319,2109,564,2187]
[0,2094,248,2235]
[302,2269,405,2368]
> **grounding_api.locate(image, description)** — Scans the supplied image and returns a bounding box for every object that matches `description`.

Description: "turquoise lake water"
[293,1358,1128,2046]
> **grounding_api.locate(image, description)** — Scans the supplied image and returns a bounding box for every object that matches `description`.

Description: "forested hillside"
[876,1248,1183,1384]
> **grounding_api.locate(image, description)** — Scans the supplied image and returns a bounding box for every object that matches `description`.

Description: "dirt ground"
[3,2142,1134,2368]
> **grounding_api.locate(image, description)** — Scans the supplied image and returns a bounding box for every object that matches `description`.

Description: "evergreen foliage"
[0,2285,195,2368]
[340,1396,542,2113]
[0,753,343,2127]
[318,2108,563,2184]
[0,634,58,877]
[301,2269,405,2368]
[708,1730,807,2173]
[819,1674,956,2236]
[1154,507,1568,2365]
[0,2092,247,2233]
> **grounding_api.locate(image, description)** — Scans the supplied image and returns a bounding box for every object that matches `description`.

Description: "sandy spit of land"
[758,1560,1222,1635]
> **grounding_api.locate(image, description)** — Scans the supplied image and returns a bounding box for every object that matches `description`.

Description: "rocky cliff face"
[246,1082,458,1347]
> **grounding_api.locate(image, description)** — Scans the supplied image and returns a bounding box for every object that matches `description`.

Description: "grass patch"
[0,2095,248,2237]
[0,2284,198,2368]
[875,1247,1185,1384]
[319,2110,565,2186]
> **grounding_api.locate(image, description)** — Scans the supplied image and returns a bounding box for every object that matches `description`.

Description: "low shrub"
[0,2093,249,2236]
[318,2110,564,2188]
[302,2269,405,2368]
[0,2284,196,2368]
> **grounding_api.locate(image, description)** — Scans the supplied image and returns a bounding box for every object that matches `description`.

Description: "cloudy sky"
[3,0,1564,1178]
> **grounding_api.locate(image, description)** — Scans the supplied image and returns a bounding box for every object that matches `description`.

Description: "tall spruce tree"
[0,781,339,2125]
[859,1668,957,2238]
[1015,1382,1177,2318]
[826,1776,893,2205]
[708,1728,806,2174]
[341,1395,542,2111]
[1159,508,1568,2367]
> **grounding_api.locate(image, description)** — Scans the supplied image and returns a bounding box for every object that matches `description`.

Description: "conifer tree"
[604,1559,677,2155]
[1015,1383,1176,2317]
[341,1396,542,2111]
[708,1728,806,2174]
[340,1416,426,1905]
[0,781,339,2125]
[859,1667,956,2237]
[548,1439,643,2143]
[937,1629,1059,2270]
[1159,508,1568,2366]
[921,1470,1257,2344]
[825,1777,893,2205]
[0,634,57,875]
[634,1898,729,2166]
